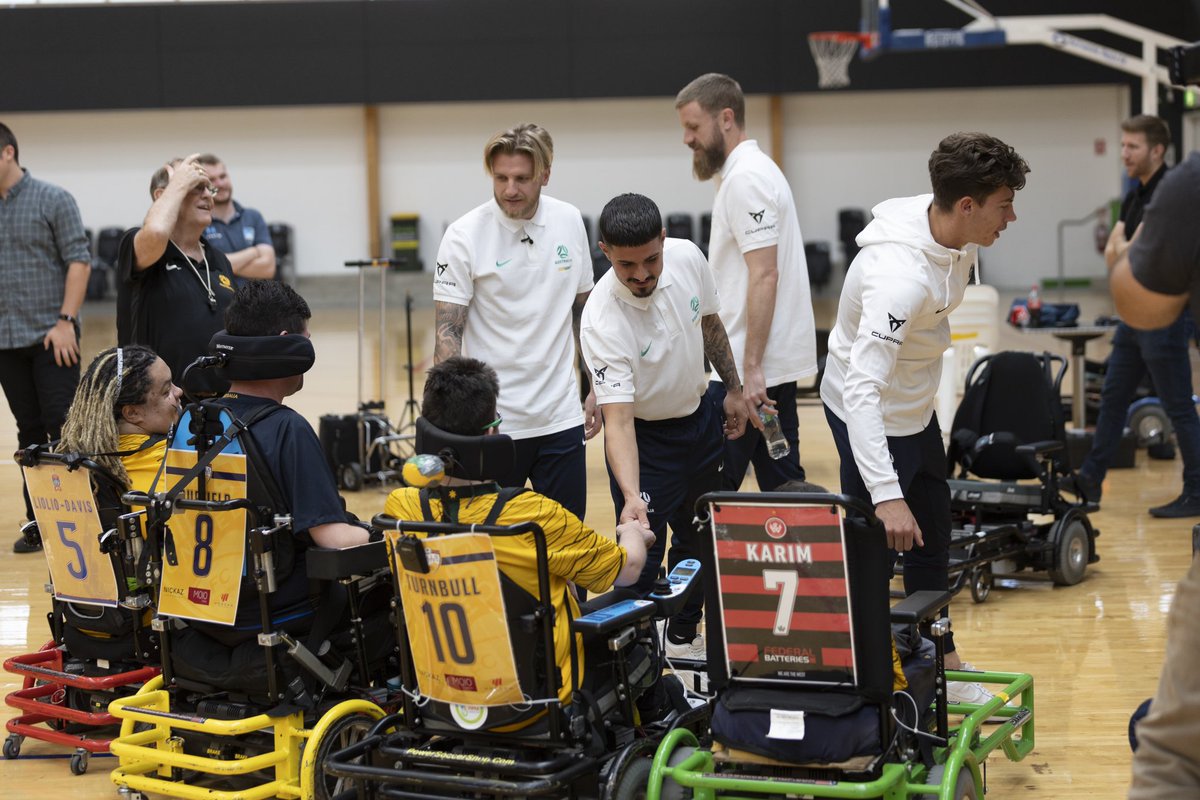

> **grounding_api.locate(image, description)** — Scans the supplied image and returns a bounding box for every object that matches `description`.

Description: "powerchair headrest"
[207,330,316,380]
[415,416,514,482]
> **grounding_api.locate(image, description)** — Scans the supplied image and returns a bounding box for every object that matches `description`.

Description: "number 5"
[56,520,88,580]
[763,569,798,636]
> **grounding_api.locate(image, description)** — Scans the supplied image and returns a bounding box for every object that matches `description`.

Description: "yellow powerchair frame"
[107,400,392,800]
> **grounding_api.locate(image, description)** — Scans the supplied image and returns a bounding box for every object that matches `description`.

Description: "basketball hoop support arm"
[963,14,1185,115]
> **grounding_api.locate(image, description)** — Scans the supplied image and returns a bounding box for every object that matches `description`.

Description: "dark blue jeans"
[0,340,81,521]
[607,397,724,628]
[1082,314,1200,494]
[705,380,807,491]
[499,425,588,522]
[500,425,589,600]
[824,405,956,653]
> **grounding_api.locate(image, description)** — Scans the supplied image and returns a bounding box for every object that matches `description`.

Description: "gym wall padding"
[4,0,1197,113]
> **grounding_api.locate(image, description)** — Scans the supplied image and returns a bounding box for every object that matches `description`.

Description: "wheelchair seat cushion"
[710,685,883,765]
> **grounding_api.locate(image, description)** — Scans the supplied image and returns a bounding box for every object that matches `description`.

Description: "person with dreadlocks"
[56,345,182,494]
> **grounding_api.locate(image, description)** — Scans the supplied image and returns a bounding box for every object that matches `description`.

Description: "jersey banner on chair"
[157,449,247,625]
[389,531,523,707]
[711,502,857,685]
[23,464,119,607]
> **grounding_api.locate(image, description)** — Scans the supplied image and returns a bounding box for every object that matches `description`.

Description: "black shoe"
[1149,494,1200,518]
[13,521,42,553]
[1065,472,1102,504]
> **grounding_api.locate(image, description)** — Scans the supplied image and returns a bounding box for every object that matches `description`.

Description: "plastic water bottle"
[760,410,791,460]
[1027,284,1042,327]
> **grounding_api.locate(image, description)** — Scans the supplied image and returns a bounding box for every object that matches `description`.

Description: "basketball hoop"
[808,31,870,89]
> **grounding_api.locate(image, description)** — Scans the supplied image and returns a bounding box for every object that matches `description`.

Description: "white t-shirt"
[707,139,817,386]
[580,238,720,421]
[433,195,593,439]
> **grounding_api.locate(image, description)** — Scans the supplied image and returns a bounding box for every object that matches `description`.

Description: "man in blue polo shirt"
[200,154,276,282]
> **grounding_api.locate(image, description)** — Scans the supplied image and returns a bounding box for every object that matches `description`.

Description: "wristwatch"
[57,313,77,324]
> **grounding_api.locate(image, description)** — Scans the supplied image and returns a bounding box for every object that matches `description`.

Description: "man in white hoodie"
[820,132,1029,704]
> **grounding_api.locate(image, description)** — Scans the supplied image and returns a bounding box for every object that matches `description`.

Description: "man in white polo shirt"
[676,72,818,491]
[433,123,596,523]
[581,192,756,658]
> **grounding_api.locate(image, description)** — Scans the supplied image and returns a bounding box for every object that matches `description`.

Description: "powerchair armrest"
[1015,440,1064,457]
[306,540,388,580]
[646,558,702,619]
[890,590,954,625]
[572,598,656,637]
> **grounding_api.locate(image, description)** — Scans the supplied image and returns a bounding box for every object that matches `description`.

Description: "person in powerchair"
[164,280,393,705]
[13,345,179,671]
[383,356,693,737]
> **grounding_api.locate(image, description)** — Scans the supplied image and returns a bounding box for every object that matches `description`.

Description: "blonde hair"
[57,346,160,487]
[483,123,553,182]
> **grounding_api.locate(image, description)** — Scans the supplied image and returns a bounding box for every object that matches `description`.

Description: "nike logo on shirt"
[640,342,652,357]
[165,263,181,271]
[496,259,513,268]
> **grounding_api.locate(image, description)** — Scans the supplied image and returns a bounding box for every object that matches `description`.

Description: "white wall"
[5,105,368,277]
[781,85,1127,290]
[7,84,1128,289]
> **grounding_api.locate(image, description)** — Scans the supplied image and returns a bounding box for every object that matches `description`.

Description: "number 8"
[193,514,214,576]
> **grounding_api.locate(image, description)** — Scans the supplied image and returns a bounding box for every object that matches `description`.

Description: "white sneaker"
[947,663,1014,720]
[664,632,705,662]
[945,678,995,706]
[660,628,708,693]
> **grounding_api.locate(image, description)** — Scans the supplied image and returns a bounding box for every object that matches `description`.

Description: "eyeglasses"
[481,415,502,431]
[193,184,219,197]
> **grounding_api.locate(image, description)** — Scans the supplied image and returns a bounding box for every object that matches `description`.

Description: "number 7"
[763,569,798,636]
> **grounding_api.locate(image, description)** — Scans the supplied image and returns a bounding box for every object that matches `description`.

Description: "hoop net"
[808,32,867,89]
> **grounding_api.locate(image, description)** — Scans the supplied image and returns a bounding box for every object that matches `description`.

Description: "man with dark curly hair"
[821,132,1030,707]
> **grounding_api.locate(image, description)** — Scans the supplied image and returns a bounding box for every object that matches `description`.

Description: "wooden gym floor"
[0,277,1191,797]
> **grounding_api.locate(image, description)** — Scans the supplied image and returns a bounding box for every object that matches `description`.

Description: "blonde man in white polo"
[580,192,756,659]
[433,123,596,524]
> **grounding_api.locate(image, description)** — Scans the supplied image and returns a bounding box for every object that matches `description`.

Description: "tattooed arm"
[701,312,761,439]
[434,301,469,364]
[701,313,741,389]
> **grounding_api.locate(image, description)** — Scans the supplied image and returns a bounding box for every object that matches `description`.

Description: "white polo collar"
[492,197,547,236]
[719,139,760,182]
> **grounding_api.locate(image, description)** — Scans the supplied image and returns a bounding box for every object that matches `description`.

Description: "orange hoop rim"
[808,30,875,46]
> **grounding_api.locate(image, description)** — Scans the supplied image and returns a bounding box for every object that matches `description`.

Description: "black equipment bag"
[319,414,359,475]
[319,413,391,475]
[710,685,882,764]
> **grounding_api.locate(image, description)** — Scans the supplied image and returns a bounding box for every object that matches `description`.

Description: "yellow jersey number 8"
[193,513,214,577]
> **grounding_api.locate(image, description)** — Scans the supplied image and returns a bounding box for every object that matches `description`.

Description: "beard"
[495,189,540,221]
[692,137,727,181]
[626,277,658,297]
